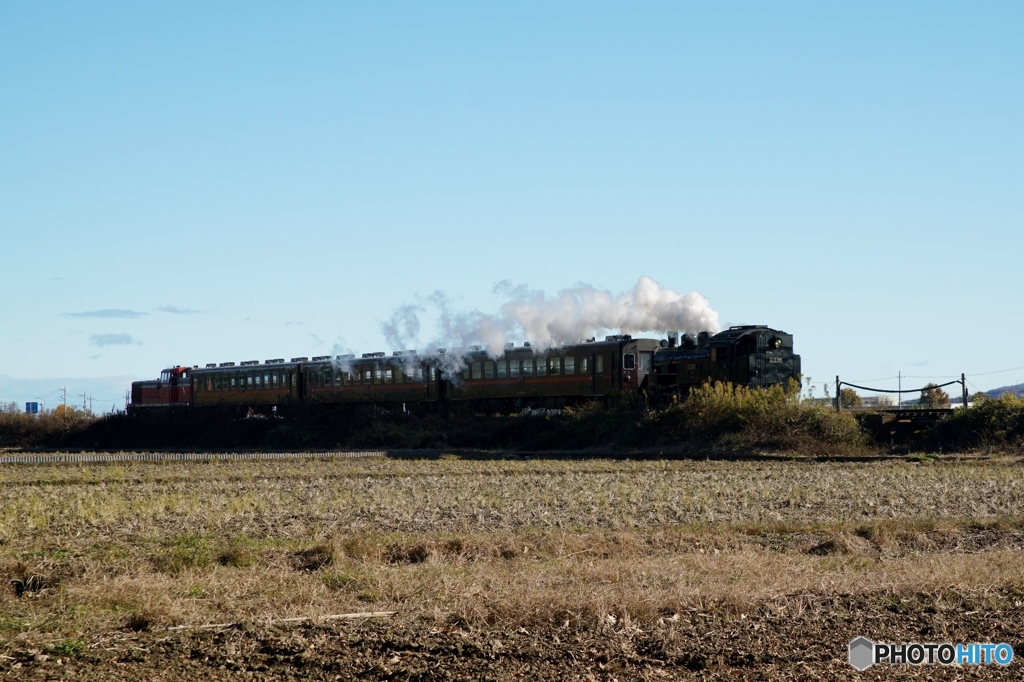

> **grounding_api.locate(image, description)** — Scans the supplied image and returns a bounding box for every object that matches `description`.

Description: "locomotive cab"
[130,366,192,408]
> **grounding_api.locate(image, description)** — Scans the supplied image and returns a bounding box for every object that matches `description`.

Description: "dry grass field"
[2,454,1024,679]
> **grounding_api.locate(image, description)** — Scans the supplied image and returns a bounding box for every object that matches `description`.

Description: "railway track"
[0,451,387,465]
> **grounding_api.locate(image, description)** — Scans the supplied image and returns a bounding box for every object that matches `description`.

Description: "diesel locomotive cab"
[129,365,192,408]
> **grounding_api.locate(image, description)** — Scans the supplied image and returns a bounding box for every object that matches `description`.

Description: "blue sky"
[2,2,1022,410]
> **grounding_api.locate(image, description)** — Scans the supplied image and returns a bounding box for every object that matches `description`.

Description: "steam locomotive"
[130,325,800,412]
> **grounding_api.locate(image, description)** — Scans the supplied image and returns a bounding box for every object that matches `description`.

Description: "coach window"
[536,358,547,376]
[428,367,436,382]
[523,359,534,377]
[361,369,370,384]
[580,357,588,374]
[496,360,507,378]
[596,355,604,374]
[371,368,380,384]
[564,356,575,375]
[255,375,261,388]
[623,353,636,370]
[472,362,482,380]
[213,376,221,390]
[385,368,394,383]
[548,357,560,376]
[484,361,494,379]
[640,352,653,373]
[230,376,236,389]
[248,375,254,388]
[509,360,520,378]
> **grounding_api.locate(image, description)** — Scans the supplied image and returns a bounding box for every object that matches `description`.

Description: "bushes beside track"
[645,380,866,455]
[0,403,97,449]
[923,393,1024,451]
[3,383,871,455]
[8,383,1023,455]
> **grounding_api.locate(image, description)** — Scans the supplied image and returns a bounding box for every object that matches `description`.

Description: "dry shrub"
[0,403,97,448]
[651,381,866,453]
[927,393,1024,451]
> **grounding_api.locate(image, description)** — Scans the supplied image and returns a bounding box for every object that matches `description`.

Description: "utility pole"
[962,373,968,412]
[79,392,87,413]
[835,375,841,412]
[898,372,902,410]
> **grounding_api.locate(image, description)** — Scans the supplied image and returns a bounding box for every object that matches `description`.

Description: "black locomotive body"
[652,325,800,394]
[134,326,799,412]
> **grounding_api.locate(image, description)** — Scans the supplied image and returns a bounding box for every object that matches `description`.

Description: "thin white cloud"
[65,309,147,319]
[90,333,138,347]
[158,305,204,315]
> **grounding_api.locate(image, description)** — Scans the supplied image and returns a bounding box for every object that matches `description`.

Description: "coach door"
[435,365,448,402]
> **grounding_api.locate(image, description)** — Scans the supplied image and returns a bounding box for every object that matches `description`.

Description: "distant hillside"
[987,383,1024,398]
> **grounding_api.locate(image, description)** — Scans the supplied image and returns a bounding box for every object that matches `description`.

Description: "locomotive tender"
[130,325,800,411]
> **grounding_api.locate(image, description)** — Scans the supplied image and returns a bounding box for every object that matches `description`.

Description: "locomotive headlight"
[771,337,782,349]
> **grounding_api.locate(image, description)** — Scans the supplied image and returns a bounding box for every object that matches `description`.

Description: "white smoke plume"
[381,276,721,360]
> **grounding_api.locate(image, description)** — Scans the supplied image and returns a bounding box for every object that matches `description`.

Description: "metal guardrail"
[0,451,386,465]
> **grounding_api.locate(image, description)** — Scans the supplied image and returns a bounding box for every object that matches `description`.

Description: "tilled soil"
[4,591,1022,680]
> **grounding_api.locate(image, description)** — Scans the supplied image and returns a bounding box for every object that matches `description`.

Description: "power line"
[848,363,1024,387]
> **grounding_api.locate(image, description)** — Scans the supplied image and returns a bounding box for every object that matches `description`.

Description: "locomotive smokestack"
[667,330,679,348]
